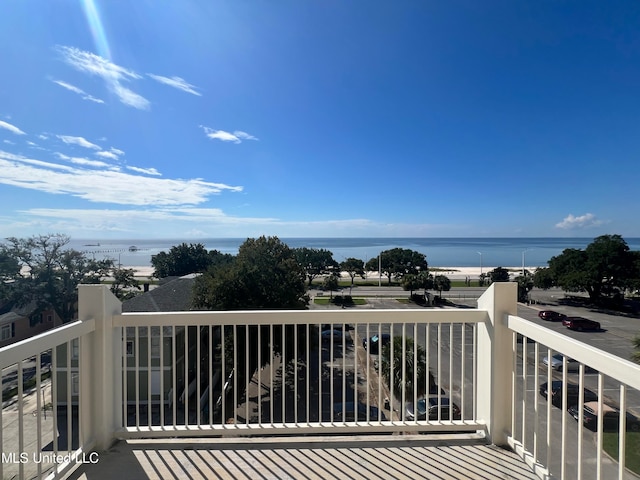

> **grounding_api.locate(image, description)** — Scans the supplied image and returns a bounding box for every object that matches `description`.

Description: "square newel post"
[78,285,123,451]
[476,282,517,446]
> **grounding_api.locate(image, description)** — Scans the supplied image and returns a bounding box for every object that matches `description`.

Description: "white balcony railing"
[1,283,639,480]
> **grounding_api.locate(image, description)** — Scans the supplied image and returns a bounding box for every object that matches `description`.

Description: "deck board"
[66,436,542,480]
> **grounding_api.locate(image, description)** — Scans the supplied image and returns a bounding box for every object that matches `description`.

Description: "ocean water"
[68,237,640,269]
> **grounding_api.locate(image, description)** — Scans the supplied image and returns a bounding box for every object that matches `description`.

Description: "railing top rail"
[114,308,489,327]
[0,318,95,368]
[507,314,640,391]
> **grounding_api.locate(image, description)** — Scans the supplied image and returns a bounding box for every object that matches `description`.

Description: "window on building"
[1,324,13,341]
[71,339,79,359]
[151,337,161,358]
[126,340,134,357]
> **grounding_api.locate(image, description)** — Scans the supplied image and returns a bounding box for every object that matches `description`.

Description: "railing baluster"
[449,322,453,422]
[281,323,285,425]
[207,325,212,426]
[160,326,165,427]
[196,326,201,427]
[294,322,298,425]
[596,373,603,480]
[66,340,72,455]
[437,323,442,422]
[401,322,406,422]
[561,353,567,480]
[618,385,627,479]
[577,364,584,480]
[522,335,527,451]
[533,342,539,463]
[148,327,152,427]
[460,323,465,421]
[247,322,251,426]
[184,326,188,427]
[36,353,42,479]
[135,327,140,429]
[258,324,262,425]
[546,346,552,472]
[17,361,24,480]
[171,326,176,428]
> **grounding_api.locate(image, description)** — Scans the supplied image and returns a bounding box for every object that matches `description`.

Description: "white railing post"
[78,285,123,450]
[476,282,517,446]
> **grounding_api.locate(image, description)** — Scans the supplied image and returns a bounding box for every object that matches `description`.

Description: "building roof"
[122,275,197,312]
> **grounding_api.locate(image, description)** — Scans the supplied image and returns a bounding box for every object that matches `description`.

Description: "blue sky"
[1,1,639,239]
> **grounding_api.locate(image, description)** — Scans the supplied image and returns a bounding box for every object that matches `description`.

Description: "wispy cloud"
[0,120,26,135]
[201,126,259,144]
[55,152,111,168]
[96,147,125,160]
[52,79,105,104]
[0,150,242,206]
[126,165,161,176]
[57,135,101,150]
[147,74,201,96]
[555,213,603,229]
[57,45,150,110]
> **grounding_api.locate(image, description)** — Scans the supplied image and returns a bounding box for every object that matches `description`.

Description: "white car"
[542,353,579,372]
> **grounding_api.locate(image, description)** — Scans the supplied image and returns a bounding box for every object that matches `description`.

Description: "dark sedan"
[538,310,566,322]
[562,317,601,331]
[569,402,640,432]
[539,381,597,408]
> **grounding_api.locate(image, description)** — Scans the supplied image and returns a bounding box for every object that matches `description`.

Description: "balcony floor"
[67,435,541,480]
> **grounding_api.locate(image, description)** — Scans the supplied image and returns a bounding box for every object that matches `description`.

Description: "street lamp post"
[522,249,532,276]
[477,251,483,276]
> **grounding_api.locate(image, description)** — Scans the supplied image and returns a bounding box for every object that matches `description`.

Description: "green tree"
[192,237,309,401]
[193,236,308,310]
[533,267,555,290]
[515,274,534,303]
[0,234,112,322]
[433,275,451,297]
[340,257,365,287]
[401,274,422,296]
[294,247,339,286]
[365,248,428,285]
[380,336,435,401]
[545,235,635,303]
[110,266,141,300]
[151,243,232,278]
[322,274,340,299]
[488,267,510,283]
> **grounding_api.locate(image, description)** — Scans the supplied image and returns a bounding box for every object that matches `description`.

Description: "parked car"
[405,397,461,421]
[542,353,580,372]
[539,381,597,408]
[568,402,640,432]
[562,316,601,331]
[538,310,566,322]
[330,402,387,422]
[362,333,391,354]
[321,329,347,344]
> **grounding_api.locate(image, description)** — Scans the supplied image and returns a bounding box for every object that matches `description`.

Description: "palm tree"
[380,336,435,403]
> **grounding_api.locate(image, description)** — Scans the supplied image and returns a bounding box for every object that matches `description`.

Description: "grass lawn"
[603,431,640,474]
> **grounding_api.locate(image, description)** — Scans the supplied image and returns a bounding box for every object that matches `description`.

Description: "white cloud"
[126,165,161,176]
[555,213,603,229]
[201,126,259,144]
[3,139,15,145]
[96,151,118,160]
[0,150,242,206]
[0,120,26,135]
[52,79,105,104]
[57,135,101,150]
[96,147,125,160]
[57,45,150,110]
[147,74,201,96]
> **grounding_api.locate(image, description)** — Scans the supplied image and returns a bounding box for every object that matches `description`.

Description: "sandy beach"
[128,266,526,281]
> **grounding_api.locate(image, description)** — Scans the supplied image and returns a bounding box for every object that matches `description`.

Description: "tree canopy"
[293,247,339,286]
[534,234,636,303]
[380,336,435,401]
[0,234,113,322]
[192,236,308,310]
[151,243,233,278]
[365,248,428,285]
[340,257,365,286]
[488,267,510,283]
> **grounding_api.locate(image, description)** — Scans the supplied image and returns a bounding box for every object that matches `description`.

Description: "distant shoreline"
[129,265,527,281]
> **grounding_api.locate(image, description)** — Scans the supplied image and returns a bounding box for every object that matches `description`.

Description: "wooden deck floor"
[66,435,542,480]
